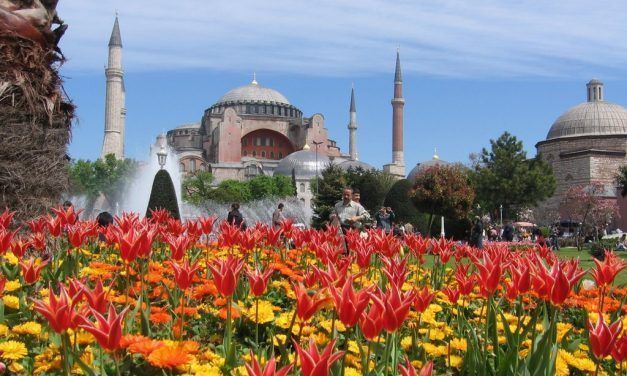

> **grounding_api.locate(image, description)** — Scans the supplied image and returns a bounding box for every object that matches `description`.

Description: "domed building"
[406,151,449,183]
[167,75,343,180]
[273,145,330,208]
[536,79,627,224]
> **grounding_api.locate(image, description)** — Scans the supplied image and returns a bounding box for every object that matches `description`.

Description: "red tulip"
[19,258,49,284]
[25,216,47,234]
[207,255,245,297]
[591,251,626,287]
[473,251,503,297]
[329,276,372,327]
[29,232,47,251]
[218,222,241,248]
[454,266,475,296]
[438,246,454,264]
[443,287,460,305]
[264,227,283,248]
[382,280,415,333]
[115,212,141,232]
[165,234,192,261]
[81,279,109,313]
[0,228,17,254]
[245,266,274,297]
[148,208,171,225]
[9,237,31,258]
[0,277,6,296]
[354,242,374,269]
[413,286,436,314]
[587,314,623,360]
[51,205,82,226]
[67,223,89,248]
[510,260,532,294]
[198,216,216,235]
[46,216,63,237]
[170,259,200,290]
[79,303,129,352]
[292,339,344,376]
[548,261,585,305]
[116,228,144,262]
[359,290,385,340]
[244,350,293,376]
[33,284,81,333]
[371,229,402,257]
[279,218,294,238]
[293,283,330,322]
[399,357,433,376]
[0,209,15,229]
[382,256,408,287]
[612,332,627,363]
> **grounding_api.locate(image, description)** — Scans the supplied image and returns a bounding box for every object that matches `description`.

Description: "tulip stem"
[179,289,186,339]
[255,296,260,364]
[61,332,71,376]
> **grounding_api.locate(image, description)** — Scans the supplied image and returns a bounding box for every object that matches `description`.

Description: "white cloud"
[56,0,627,77]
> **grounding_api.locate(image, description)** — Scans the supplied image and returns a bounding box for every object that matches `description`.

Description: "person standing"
[227,203,246,230]
[330,187,368,231]
[375,206,395,233]
[470,216,484,248]
[272,203,285,230]
[502,221,515,242]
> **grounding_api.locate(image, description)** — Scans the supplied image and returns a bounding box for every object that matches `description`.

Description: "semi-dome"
[274,148,330,179]
[338,159,375,171]
[407,152,449,182]
[546,80,627,140]
[217,76,290,105]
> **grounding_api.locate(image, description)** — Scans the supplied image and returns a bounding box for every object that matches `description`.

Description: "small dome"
[546,80,627,140]
[274,150,330,179]
[217,80,290,105]
[407,156,449,182]
[338,159,375,171]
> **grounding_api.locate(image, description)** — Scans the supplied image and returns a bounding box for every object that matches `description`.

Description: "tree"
[471,132,555,220]
[311,164,347,229]
[385,179,418,223]
[560,182,619,249]
[208,180,252,204]
[273,175,296,198]
[146,170,180,220]
[344,167,396,212]
[616,166,627,197]
[412,164,475,233]
[182,171,215,205]
[68,154,138,214]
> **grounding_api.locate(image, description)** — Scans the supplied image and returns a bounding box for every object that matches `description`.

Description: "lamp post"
[157,145,167,170]
[312,140,323,196]
[500,204,503,226]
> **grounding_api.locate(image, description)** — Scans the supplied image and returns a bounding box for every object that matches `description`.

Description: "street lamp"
[500,204,503,226]
[312,140,323,196]
[157,145,167,170]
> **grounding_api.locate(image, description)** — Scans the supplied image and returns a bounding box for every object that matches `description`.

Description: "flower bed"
[0,207,625,375]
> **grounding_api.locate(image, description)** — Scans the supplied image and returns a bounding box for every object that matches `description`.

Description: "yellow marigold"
[312,332,330,346]
[4,280,20,292]
[8,361,23,373]
[4,252,18,265]
[447,354,463,368]
[242,300,277,324]
[12,321,42,336]
[188,361,222,375]
[344,366,361,376]
[449,338,467,352]
[560,350,596,372]
[421,342,448,357]
[147,345,192,368]
[556,351,570,376]
[0,324,9,337]
[556,323,573,342]
[274,311,295,329]
[318,319,346,333]
[400,336,414,351]
[2,295,19,310]
[273,334,286,346]
[0,340,28,360]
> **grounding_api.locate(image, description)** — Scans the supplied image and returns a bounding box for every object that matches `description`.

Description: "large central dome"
[217,77,290,105]
[546,80,627,140]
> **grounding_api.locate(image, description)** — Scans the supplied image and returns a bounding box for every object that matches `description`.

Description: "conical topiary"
[146,170,180,220]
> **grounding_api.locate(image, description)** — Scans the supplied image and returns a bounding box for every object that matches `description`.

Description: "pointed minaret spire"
[384,49,405,178]
[348,85,358,160]
[109,15,122,47]
[394,48,402,83]
[251,72,258,85]
[101,15,125,159]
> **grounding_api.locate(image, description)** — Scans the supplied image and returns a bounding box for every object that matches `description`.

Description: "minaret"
[384,50,406,178]
[101,16,125,159]
[348,86,358,160]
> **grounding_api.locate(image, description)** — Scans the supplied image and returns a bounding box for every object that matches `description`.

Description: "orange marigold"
[150,312,172,324]
[120,334,149,349]
[147,346,192,368]
[128,339,165,356]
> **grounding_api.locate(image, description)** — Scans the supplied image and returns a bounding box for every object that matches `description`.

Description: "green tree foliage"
[146,170,180,220]
[412,164,475,232]
[384,179,420,224]
[312,164,346,229]
[344,167,396,212]
[182,171,215,205]
[181,174,294,205]
[471,132,555,220]
[616,165,627,197]
[68,154,138,213]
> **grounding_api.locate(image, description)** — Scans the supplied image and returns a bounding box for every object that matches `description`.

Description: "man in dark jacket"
[227,203,246,230]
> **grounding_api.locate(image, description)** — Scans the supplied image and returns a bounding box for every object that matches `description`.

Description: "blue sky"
[58,0,627,170]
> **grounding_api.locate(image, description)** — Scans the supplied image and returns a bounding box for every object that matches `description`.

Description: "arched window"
[190,159,196,173]
[179,163,185,172]
[270,152,274,159]
[261,151,266,158]
[300,183,305,192]
[278,152,283,159]
[252,151,257,157]
[243,150,248,156]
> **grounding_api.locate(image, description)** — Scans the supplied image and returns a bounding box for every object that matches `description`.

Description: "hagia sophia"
[100,17,627,224]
